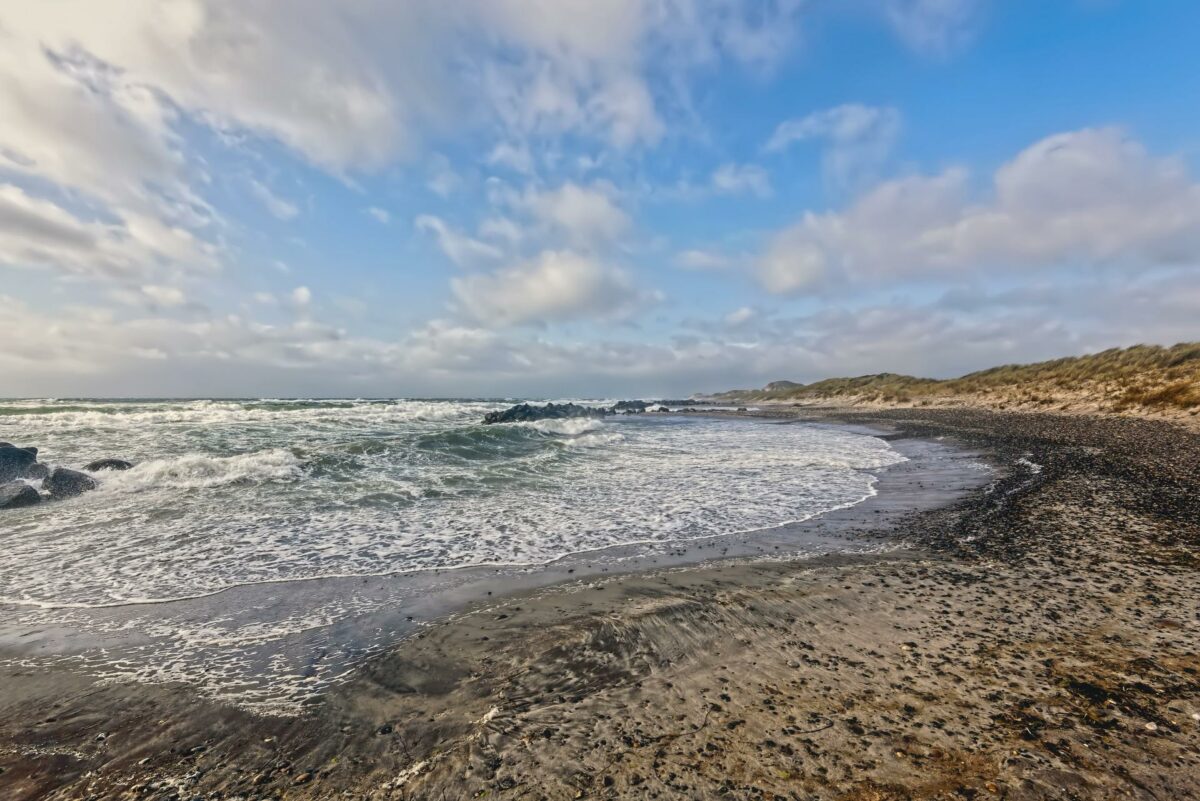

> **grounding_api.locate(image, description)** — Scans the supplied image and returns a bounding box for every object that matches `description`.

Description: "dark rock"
[23,463,50,480]
[45,467,99,499]
[0,446,36,483]
[482,402,611,425]
[612,400,649,413]
[0,482,41,509]
[85,458,134,472]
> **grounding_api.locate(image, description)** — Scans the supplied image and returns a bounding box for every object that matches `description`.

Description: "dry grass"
[712,343,1200,417]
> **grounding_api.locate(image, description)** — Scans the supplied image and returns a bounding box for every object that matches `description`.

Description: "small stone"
[1145,722,1158,732]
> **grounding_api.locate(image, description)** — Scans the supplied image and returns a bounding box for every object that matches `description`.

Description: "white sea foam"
[0,407,902,598]
[0,397,911,712]
[95,449,304,493]
[0,409,902,609]
[520,417,607,436]
[1016,456,1043,474]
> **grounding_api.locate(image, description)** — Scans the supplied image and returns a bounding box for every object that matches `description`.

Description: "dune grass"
[713,343,1200,414]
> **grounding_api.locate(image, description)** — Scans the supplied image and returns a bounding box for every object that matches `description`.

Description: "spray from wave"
[95,449,304,493]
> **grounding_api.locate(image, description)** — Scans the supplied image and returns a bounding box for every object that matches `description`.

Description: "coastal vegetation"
[711,343,1200,417]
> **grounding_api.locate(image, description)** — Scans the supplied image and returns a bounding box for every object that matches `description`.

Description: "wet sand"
[1,409,1198,800]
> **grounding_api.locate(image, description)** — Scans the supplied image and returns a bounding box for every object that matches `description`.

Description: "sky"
[2,0,1199,398]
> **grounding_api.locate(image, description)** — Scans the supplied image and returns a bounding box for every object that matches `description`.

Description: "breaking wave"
[96,449,304,493]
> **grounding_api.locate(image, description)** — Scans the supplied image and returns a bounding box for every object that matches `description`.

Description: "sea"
[0,398,921,713]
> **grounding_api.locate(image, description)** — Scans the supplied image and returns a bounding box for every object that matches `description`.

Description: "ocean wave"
[0,402,906,610]
[0,398,498,430]
[558,430,625,448]
[519,417,608,436]
[95,449,304,493]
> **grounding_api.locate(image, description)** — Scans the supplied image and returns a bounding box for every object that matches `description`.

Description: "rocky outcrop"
[482,399,702,423]
[0,481,40,509]
[23,462,50,480]
[85,458,134,472]
[0,445,37,483]
[483,402,611,425]
[0,445,134,508]
[45,467,99,499]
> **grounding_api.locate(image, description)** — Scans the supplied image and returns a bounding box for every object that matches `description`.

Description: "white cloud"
[248,179,299,220]
[415,215,505,267]
[884,0,983,56]
[711,163,772,197]
[586,74,666,149]
[724,306,757,326]
[0,27,188,211]
[522,182,631,248]
[757,128,1200,293]
[2,1,807,183]
[426,155,461,197]
[675,249,735,270]
[0,24,219,286]
[451,250,642,326]
[479,216,524,246]
[366,207,391,224]
[8,268,1197,397]
[3,2,413,174]
[0,0,809,299]
[291,286,312,306]
[140,284,188,307]
[487,142,535,174]
[0,182,216,281]
[706,0,805,71]
[765,104,901,186]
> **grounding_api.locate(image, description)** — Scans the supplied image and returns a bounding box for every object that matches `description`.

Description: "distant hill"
[708,343,1200,419]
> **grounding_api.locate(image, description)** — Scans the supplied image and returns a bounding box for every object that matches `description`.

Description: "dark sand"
[1,409,1198,800]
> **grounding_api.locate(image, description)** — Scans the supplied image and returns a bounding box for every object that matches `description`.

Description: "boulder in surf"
[0,445,37,483]
[85,458,134,472]
[0,481,41,509]
[45,467,99,499]
[482,402,611,425]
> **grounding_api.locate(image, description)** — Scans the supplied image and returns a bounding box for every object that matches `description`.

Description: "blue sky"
[2,0,1199,397]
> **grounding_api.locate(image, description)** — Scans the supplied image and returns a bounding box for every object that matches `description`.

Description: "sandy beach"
[1,408,1198,800]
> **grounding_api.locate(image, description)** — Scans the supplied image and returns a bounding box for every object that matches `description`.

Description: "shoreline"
[1,408,1198,799]
[0,418,985,718]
